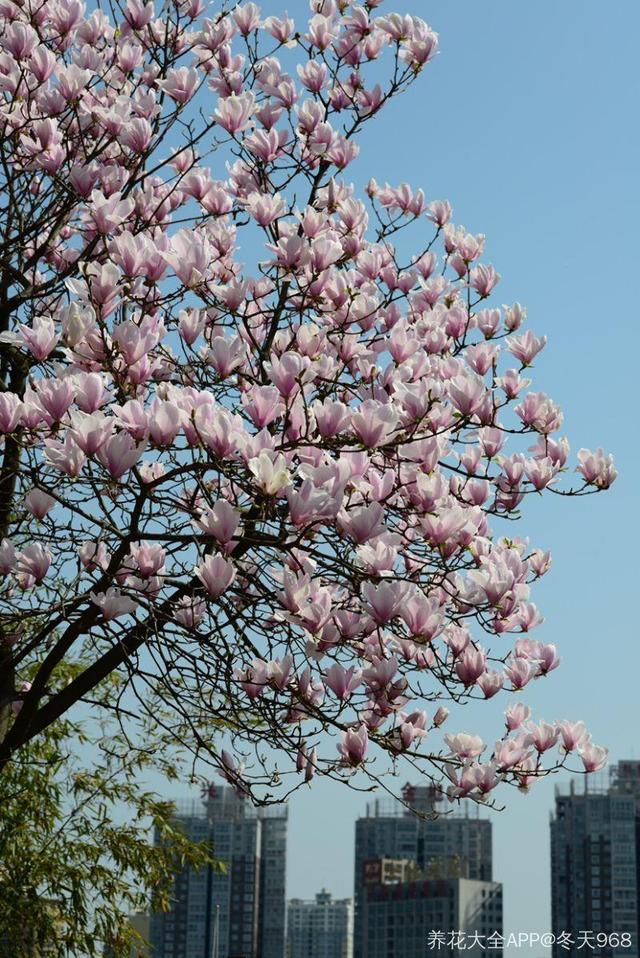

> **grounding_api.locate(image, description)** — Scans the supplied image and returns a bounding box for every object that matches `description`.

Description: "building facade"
[353,784,493,958]
[104,914,150,957]
[287,890,353,958]
[359,863,503,958]
[550,764,640,958]
[150,786,287,958]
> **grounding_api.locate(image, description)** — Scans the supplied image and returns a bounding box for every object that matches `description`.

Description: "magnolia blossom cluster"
[0,0,615,802]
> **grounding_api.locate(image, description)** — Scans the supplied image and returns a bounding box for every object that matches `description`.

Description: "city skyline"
[143,763,640,957]
[150,787,287,958]
[287,890,352,958]
[550,761,640,958]
[353,783,494,957]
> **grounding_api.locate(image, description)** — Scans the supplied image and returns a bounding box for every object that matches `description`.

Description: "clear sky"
[141,3,640,954]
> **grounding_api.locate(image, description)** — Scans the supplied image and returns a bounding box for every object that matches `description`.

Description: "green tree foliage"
[0,664,216,958]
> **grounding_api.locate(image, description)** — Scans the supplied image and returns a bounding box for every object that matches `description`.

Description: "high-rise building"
[353,783,493,958]
[287,890,353,958]
[258,811,288,958]
[104,913,150,957]
[359,858,502,958]
[550,762,640,958]
[150,786,287,958]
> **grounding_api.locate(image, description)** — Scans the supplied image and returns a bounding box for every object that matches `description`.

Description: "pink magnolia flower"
[470,264,500,296]
[70,411,114,455]
[158,67,200,104]
[504,656,535,690]
[338,503,386,544]
[398,19,439,68]
[44,436,86,478]
[218,749,246,793]
[351,400,398,448]
[125,0,155,29]
[233,2,261,35]
[244,190,286,226]
[506,330,547,366]
[296,742,309,773]
[74,373,107,413]
[109,232,149,277]
[194,500,240,547]
[91,588,139,620]
[4,22,38,59]
[16,543,51,582]
[577,448,617,489]
[477,670,503,699]
[264,352,311,399]
[496,368,532,400]
[362,581,406,625]
[579,742,608,773]
[121,117,153,153]
[163,230,212,287]
[148,400,182,446]
[304,747,317,783]
[433,706,449,727]
[267,655,294,691]
[454,646,486,686]
[421,503,470,546]
[362,656,399,693]
[324,664,362,701]
[31,379,76,423]
[306,13,337,51]
[78,541,110,572]
[196,554,236,598]
[337,725,369,766]
[444,732,485,760]
[493,738,531,771]
[458,761,502,798]
[18,316,58,360]
[427,199,452,226]
[87,190,134,234]
[297,60,328,93]
[128,542,166,578]
[11,681,33,716]
[178,309,205,346]
[400,594,444,641]
[98,433,146,479]
[558,720,589,753]
[528,721,559,753]
[248,451,291,495]
[113,400,149,440]
[515,392,563,434]
[174,597,207,629]
[112,315,165,365]
[313,400,350,439]
[0,539,16,575]
[213,92,256,134]
[237,659,270,700]
[24,489,55,520]
[449,373,486,417]
[242,385,284,427]
[393,710,429,751]
[286,480,339,527]
[0,393,23,433]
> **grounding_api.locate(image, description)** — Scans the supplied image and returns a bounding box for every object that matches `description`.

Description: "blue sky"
[119,2,639,952]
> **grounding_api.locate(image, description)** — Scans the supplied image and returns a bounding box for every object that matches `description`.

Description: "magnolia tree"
[0,0,616,806]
